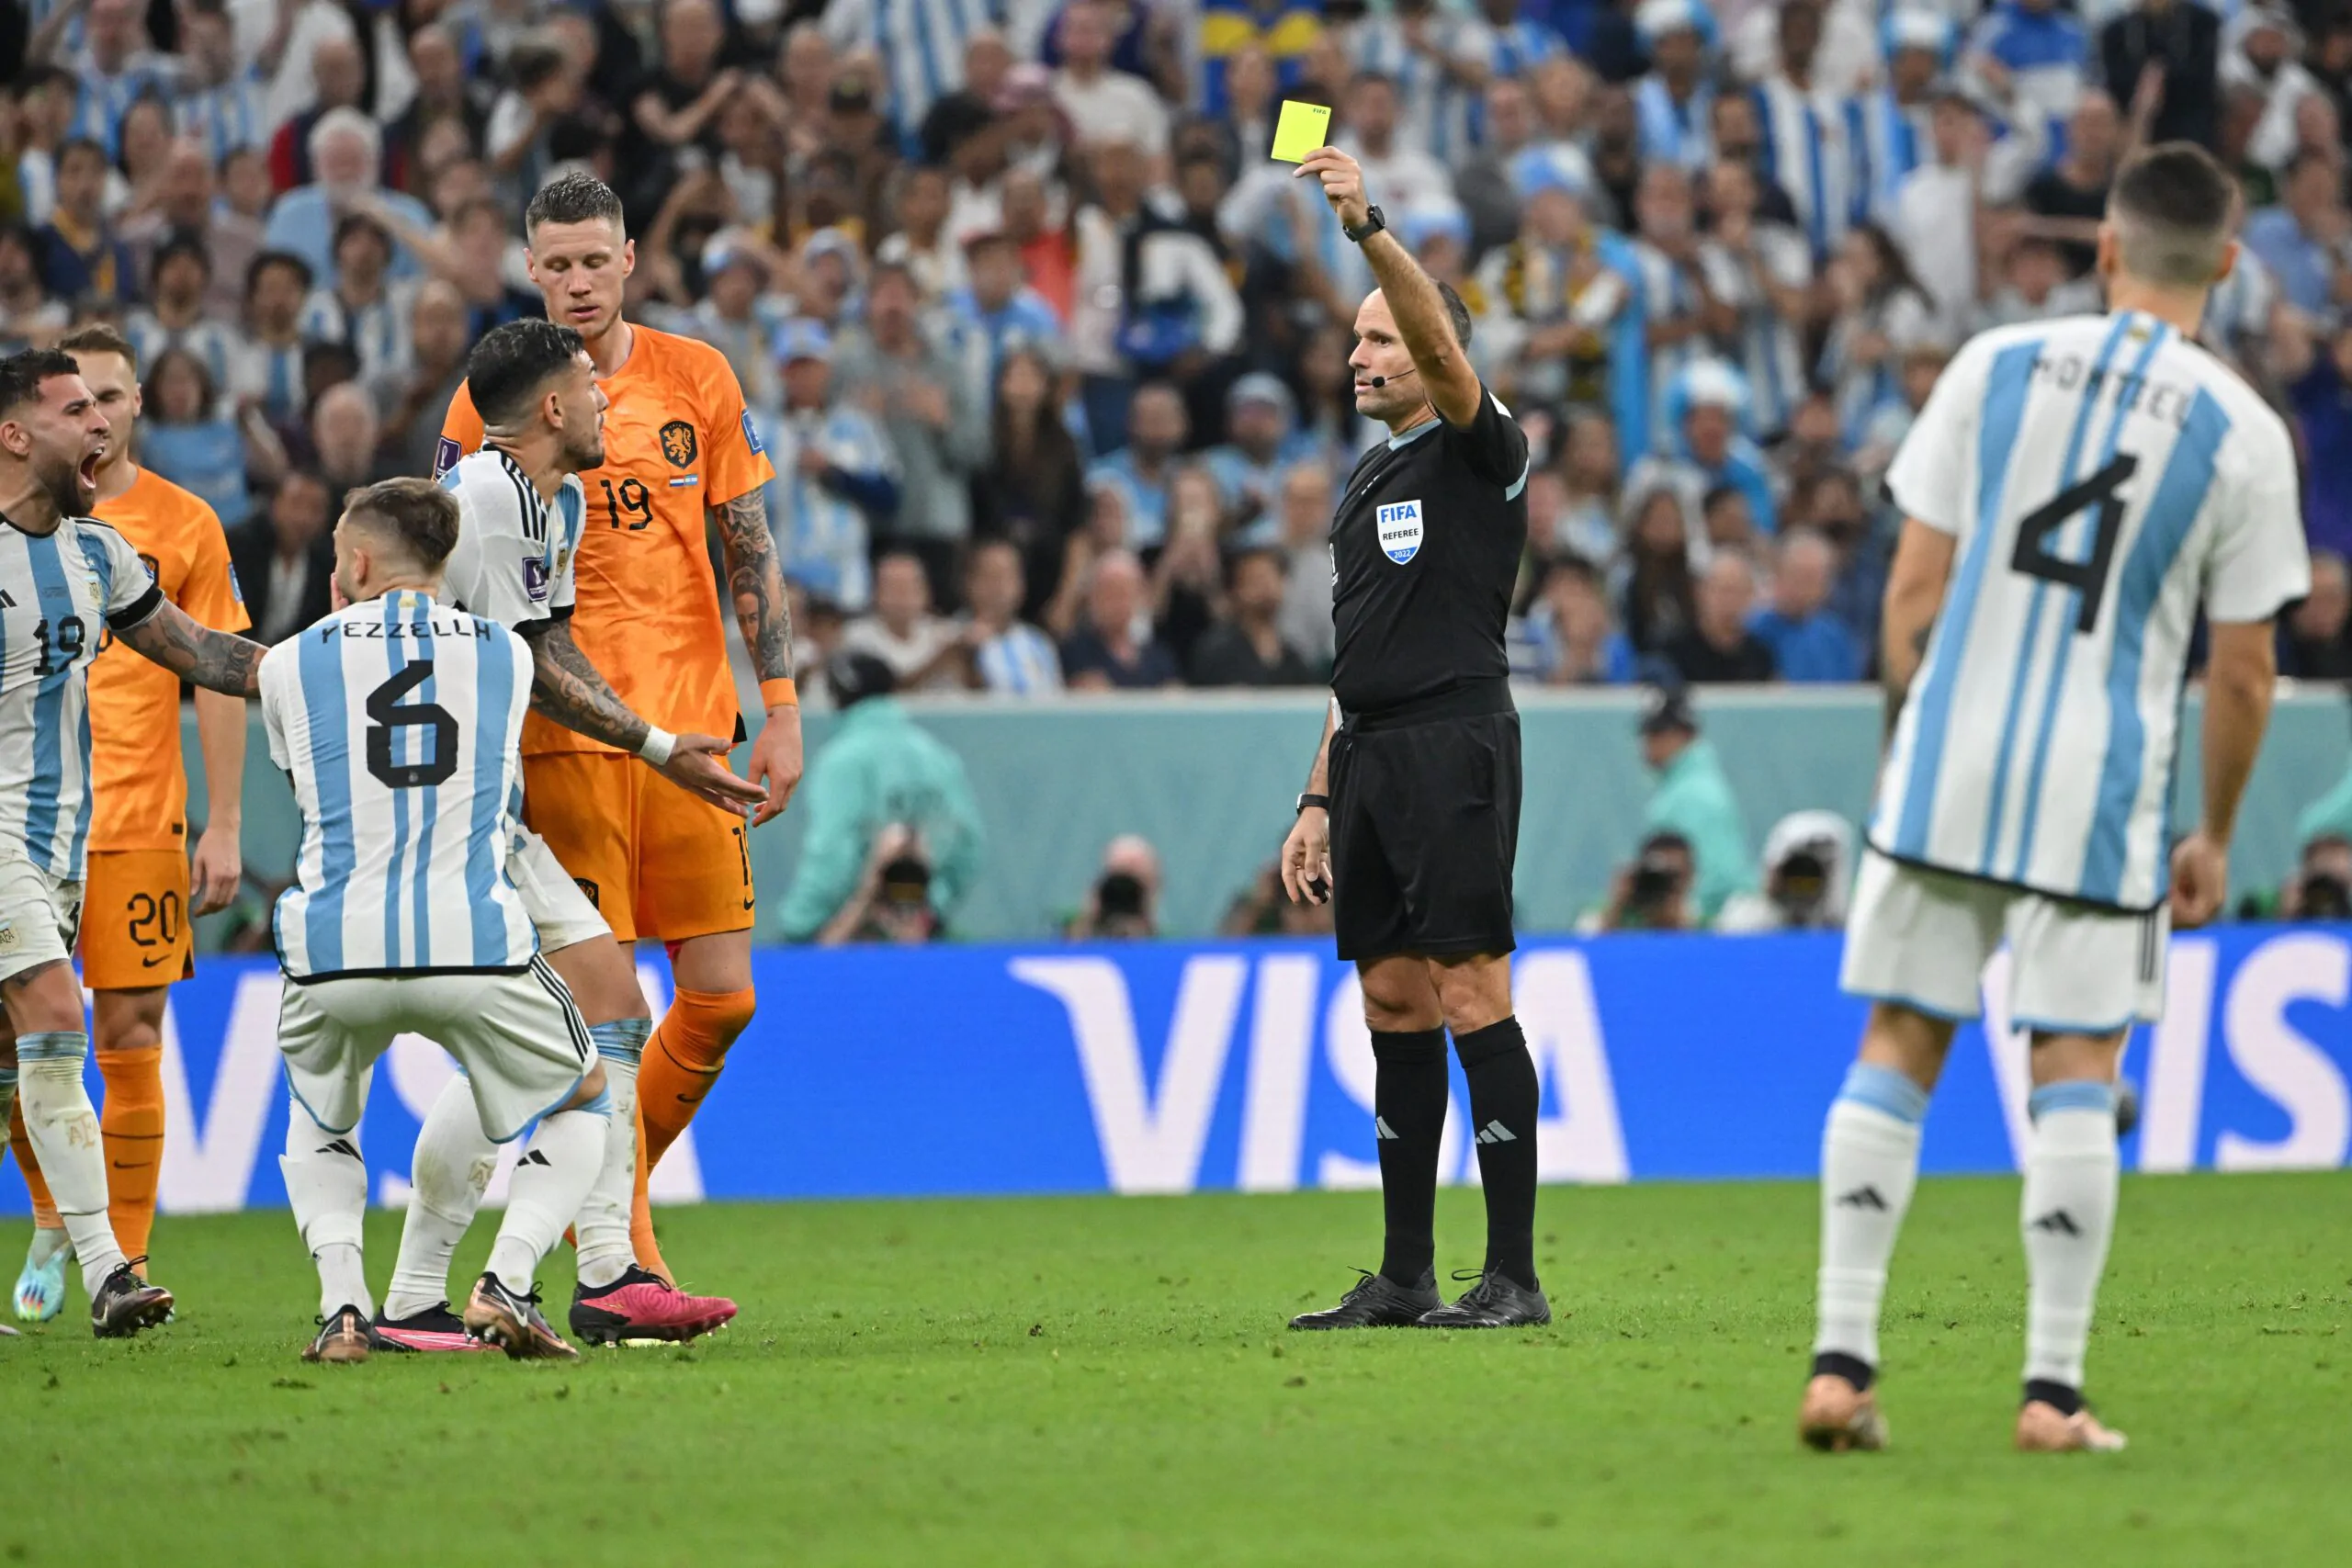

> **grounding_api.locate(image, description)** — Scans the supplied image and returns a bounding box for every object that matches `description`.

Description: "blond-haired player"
[418,172,800,1326]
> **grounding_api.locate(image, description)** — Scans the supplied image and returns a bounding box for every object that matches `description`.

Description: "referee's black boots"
[1417,1267,1552,1329]
[1289,1268,1442,1329]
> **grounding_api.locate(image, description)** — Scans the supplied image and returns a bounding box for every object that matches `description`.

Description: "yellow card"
[1270,100,1332,164]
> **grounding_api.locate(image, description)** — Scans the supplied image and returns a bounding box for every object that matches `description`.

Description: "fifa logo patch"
[1376,499,1424,565]
[741,410,765,456]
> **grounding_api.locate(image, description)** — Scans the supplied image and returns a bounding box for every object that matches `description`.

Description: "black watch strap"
[1344,205,1385,244]
[1296,792,1330,814]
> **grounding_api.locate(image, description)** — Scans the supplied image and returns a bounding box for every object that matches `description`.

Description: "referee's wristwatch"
[1295,793,1329,815]
[1343,205,1386,244]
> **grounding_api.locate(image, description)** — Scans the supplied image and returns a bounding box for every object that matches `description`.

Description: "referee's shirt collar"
[1385,415,1442,451]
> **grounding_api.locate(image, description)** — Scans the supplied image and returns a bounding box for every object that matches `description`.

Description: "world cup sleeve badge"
[1375,499,1424,564]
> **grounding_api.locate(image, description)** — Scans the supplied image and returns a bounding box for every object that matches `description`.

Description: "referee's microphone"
[1368,367,1419,390]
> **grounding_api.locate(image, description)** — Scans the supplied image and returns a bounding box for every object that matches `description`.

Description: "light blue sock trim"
[576,1087,614,1118]
[16,1031,88,1063]
[1838,1061,1930,1126]
[2029,1080,2117,1121]
[587,1019,651,1066]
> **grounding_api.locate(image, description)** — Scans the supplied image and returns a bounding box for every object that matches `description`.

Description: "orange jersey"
[85,468,249,852]
[437,324,775,757]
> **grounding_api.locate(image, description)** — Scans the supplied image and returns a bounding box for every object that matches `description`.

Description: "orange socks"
[8,1100,62,1230]
[8,1048,164,1265]
[628,986,753,1282]
[97,1045,164,1262]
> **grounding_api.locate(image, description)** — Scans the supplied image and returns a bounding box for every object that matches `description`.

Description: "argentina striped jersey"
[1873,311,2312,911]
[262,589,537,979]
[0,517,164,880]
[438,448,585,627]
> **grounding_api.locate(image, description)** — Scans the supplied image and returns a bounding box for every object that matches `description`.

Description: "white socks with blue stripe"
[572,1020,650,1292]
[2021,1080,2120,1400]
[17,1032,130,1296]
[1815,1062,1929,1377]
[282,1096,374,1318]
[486,1089,610,1295]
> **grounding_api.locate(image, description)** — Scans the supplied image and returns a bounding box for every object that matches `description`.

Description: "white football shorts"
[278,958,596,1144]
[508,828,610,953]
[1840,848,2168,1035]
[0,847,82,987]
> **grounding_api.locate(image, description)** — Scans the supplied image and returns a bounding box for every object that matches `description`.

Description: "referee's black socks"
[1455,1017,1540,1292]
[1371,1027,1449,1288]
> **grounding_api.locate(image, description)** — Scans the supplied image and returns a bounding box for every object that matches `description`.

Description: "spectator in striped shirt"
[43,0,177,160]
[960,537,1065,695]
[171,0,268,168]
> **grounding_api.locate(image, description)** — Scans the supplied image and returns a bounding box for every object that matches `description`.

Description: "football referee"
[1280,147,1545,1331]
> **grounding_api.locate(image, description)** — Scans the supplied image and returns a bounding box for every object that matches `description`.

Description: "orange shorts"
[78,849,194,990]
[521,752,755,945]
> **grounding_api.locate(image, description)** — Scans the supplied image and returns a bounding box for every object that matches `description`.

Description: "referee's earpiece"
[1367,367,1419,390]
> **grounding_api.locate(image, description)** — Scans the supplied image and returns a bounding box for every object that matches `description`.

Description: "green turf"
[6,1173,2348,1567]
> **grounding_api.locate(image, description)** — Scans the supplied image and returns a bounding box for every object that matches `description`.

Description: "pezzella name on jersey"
[322,615,500,642]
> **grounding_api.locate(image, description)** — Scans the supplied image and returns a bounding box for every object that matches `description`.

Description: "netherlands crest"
[660,419,699,468]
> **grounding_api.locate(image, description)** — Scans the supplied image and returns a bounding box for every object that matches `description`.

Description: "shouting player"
[432,173,800,1284]
[10,324,249,1322]
[0,348,270,1336]
[266,479,616,1364]
[375,319,754,1348]
[1800,144,2311,1454]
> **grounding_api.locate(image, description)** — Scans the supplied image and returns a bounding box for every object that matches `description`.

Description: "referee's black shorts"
[1327,686,1521,964]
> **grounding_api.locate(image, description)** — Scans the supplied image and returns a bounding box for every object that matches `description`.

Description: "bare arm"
[2198,620,2277,847]
[1879,518,1959,736]
[1280,699,1339,906]
[115,602,265,695]
[524,618,767,810]
[714,488,806,825]
[1297,149,1484,427]
[525,617,652,751]
[712,491,793,682]
[189,686,247,915]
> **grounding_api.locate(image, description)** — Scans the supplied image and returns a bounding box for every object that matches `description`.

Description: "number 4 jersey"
[1876,310,2312,912]
[260,588,537,979]
[0,516,164,882]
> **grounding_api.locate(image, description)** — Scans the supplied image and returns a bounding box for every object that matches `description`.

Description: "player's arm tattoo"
[523,619,652,752]
[712,491,795,685]
[116,602,266,695]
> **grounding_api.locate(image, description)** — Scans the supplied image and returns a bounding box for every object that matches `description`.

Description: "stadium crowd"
[6,0,2350,702]
[6,0,2352,944]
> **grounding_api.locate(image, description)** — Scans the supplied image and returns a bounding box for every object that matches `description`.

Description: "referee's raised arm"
[1295,147,1484,428]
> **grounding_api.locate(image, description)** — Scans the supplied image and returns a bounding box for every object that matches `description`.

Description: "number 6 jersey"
[0,515,164,881]
[260,588,537,980]
[1875,310,2312,912]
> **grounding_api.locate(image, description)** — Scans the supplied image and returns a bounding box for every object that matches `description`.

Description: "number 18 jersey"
[261,589,536,980]
[0,516,164,881]
[1875,310,2311,912]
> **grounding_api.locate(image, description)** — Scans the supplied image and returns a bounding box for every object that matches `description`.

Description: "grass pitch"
[6,1173,2348,1567]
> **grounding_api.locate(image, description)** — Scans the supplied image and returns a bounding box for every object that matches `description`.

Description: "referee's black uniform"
[1326,389,1530,962]
[1290,380,1549,1333]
